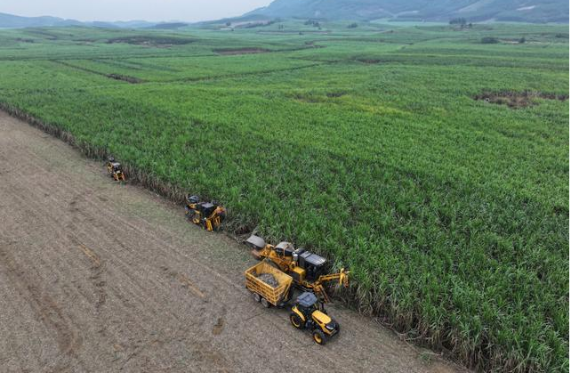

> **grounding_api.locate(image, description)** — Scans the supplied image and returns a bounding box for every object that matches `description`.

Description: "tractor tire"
[253,293,261,303]
[312,329,327,345]
[290,313,305,329]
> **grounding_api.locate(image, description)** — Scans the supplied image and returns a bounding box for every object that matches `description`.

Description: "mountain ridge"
[0,12,159,29]
[247,0,569,23]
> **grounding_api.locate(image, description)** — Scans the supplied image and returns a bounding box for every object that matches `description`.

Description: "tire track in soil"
[1,135,237,371]
[0,245,84,372]
[0,185,100,372]
[2,176,189,371]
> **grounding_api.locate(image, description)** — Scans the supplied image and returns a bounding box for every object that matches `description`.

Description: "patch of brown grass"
[474,90,568,109]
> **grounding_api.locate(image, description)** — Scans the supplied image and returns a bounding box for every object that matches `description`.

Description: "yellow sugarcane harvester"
[244,235,349,302]
[106,157,126,182]
[185,195,227,232]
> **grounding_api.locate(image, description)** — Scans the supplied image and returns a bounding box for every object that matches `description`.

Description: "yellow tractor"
[106,157,126,182]
[244,235,349,302]
[185,195,227,232]
[290,292,339,345]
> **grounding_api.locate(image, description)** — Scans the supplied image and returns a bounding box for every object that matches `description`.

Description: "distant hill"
[0,12,83,28]
[248,0,569,23]
[0,12,161,29]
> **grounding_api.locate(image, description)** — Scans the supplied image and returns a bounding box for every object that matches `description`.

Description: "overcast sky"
[0,0,274,22]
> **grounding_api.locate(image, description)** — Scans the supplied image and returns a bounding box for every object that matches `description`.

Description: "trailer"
[245,261,293,308]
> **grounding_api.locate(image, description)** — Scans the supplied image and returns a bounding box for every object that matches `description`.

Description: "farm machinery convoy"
[181,200,349,344]
[105,158,348,345]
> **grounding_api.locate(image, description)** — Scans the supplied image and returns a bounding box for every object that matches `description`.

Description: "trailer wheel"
[260,297,270,308]
[253,293,261,303]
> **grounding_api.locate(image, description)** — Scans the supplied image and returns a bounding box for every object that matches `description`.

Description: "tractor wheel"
[290,313,304,329]
[253,293,261,303]
[312,329,327,345]
[260,297,270,308]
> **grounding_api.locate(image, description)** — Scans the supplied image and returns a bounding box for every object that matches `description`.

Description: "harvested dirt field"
[0,111,461,372]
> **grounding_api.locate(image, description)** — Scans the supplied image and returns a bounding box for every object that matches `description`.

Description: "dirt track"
[0,111,461,372]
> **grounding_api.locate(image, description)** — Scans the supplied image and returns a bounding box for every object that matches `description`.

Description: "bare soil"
[474,90,568,109]
[0,111,462,372]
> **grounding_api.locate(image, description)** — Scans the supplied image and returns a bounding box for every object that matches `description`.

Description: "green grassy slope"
[0,22,569,372]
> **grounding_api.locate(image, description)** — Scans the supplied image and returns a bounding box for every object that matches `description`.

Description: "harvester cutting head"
[245,235,267,251]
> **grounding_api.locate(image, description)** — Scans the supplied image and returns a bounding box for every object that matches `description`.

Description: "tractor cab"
[275,242,295,257]
[200,202,216,218]
[111,162,122,172]
[293,249,328,281]
[295,292,324,316]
